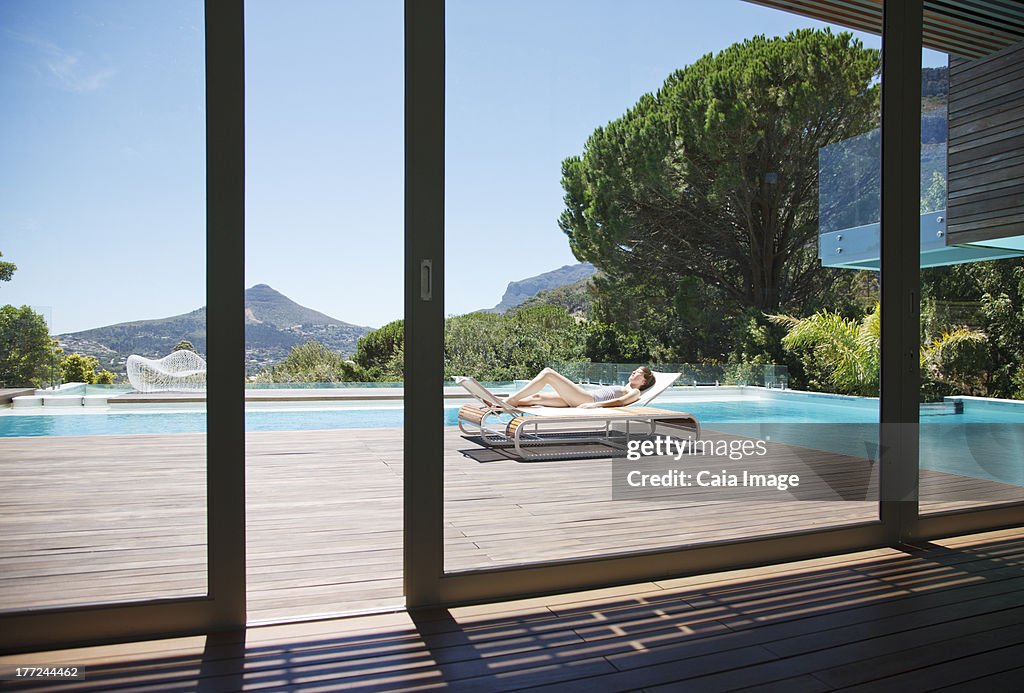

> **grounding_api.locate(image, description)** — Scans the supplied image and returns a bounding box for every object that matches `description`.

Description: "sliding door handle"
[420,259,432,301]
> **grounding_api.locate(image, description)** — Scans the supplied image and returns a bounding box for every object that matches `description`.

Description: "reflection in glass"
[919,47,1024,513]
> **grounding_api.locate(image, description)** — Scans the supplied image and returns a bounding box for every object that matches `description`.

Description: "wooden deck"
[2,526,1024,691]
[1,427,1022,622]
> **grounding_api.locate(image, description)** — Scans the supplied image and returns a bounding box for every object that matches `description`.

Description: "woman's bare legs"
[514,392,575,407]
[506,368,593,407]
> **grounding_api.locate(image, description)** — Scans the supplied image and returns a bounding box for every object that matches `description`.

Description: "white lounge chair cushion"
[455,371,681,413]
[454,376,521,414]
[635,371,682,406]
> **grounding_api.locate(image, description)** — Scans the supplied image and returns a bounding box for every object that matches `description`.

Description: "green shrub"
[256,340,365,383]
[60,353,102,384]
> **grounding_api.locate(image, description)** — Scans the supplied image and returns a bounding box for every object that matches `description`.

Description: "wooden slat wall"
[947,40,1024,244]
[746,0,1024,58]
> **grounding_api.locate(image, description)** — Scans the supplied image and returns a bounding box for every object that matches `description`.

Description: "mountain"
[487,262,597,313]
[57,284,372,375]
[516,275,596,318]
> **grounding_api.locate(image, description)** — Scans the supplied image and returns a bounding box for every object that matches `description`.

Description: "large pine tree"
[560,29,880,316]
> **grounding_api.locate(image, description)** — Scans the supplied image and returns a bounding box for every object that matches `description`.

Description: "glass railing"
[818,106,947,235]
[817,107,970,270]
[549,361,790,388]
[244,381,405,389]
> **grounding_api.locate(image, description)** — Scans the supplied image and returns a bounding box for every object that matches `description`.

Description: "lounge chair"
[455,371,700,460]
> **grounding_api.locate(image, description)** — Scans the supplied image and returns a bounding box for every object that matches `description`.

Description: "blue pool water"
[0,408,410,438]
[0,397,1019,438]
[3,396,1023,486]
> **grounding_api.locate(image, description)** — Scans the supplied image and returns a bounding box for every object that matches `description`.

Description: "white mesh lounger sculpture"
[126,350,207,393]
[455,371,700,460]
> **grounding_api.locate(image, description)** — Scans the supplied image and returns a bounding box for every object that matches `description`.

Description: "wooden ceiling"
[746,0,1024,57]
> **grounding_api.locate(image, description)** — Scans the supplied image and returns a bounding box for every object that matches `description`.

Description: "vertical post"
[205,0,246,625]
[404,0,445,606]
[879,0,922,537]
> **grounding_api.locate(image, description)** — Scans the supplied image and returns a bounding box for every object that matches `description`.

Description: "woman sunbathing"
[505,366,656,409]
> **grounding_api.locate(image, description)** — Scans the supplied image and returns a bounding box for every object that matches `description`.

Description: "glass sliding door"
[244,0,404,621]
[0,0,246,652]
[441,0,886,582]
[0,0,208,610]
[916,16,1024,516]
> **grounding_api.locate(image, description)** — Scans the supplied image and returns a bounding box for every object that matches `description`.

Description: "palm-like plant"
[921,327,988,395]
[771,304,988,397]
[770,304,880,396]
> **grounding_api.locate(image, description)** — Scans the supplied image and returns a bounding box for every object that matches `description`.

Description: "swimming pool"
[0,394,1018,437]
[2,393,1022,486]
[0,407,407,437]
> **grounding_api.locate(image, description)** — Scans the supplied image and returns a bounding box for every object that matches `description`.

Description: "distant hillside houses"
[57,284,371,376]
[56,264,602,378]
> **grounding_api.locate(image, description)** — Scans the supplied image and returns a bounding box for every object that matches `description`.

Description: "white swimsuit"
[590,385,628,403]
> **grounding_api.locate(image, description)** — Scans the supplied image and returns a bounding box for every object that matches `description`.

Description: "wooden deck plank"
[929,665,1024,693]
[0,388,37,404]
[1,529,1024,691]
[1,427,1022,622]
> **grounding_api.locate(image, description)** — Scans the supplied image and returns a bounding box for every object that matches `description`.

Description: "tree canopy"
[0,305,58,387]
[348,307,593,383]
[559,29,880,321]
[0,251,15,283]
[444,305,586,381]
[353,320,405,381]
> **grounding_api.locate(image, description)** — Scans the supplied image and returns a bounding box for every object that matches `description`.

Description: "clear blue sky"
[1,0,946,335]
